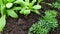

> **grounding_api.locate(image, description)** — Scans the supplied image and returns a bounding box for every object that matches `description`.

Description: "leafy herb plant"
[28,10,58,34]
[14,0,43,15]
[0,0,43,32]
[0,0,18,32]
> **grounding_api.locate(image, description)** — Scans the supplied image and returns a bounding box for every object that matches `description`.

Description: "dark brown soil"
[2,13,40,34]
[2,0,60,34]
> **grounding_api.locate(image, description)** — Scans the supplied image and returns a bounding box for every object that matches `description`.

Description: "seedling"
[0,0,19,32]
[28,10,58,34]
[14,0,43,15]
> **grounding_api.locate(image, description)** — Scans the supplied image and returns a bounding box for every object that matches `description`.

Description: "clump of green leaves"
[43,10,58,28]
[14,0,43,15]
[28,10,58,34]
[0,0,43,32]
[0,0,18,32]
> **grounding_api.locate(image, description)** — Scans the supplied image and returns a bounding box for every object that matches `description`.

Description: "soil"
[1,0,60,34]
[2,13,40,34]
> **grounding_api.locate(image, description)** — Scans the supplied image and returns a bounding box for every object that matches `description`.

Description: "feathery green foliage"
[28,10,58,34]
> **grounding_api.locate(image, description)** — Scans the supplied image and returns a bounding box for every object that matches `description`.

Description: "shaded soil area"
[2,0,60,34]
[2,13,39,34]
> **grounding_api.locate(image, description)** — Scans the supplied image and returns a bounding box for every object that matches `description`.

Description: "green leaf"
[20,9,24,14]
[31,0,36,5]
[20,9,31,15]
[1,0,5,15]
[14,0,23,3]
[14,0,26,7]
[24,10,31,15]
[38,0,43,4]
[12,7,21,10]
[7,10,18,18]
[32,10,40,15]
[1,5,5,15]
[6,3,13,8]
[0,15,6,32]
[33,5,41,9]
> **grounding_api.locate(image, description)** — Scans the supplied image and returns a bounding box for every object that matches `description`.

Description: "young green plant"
[28,10,58,34]
[14,0,43,15]
[0,0,43,32]
[0,0,18,32]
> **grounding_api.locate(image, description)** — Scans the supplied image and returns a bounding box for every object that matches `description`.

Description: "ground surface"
[2,0,60,34]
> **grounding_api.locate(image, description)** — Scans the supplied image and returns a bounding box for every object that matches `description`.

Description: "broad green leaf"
[0,15,6,32]
[38,0,43,4]
[24,10,31,15]
[7,10,18,18]
[1,5,5,15]
[12,7,21,10]
[1,0,4,15]
[20,10,24,14]
[20,9,31,15]
[33,10,40,15]
[14,0,29,6]
[33,5,41,9]
[14,0,23,3]
[14,0,26,7]
[31,0,36,5]
[6,3,13,8]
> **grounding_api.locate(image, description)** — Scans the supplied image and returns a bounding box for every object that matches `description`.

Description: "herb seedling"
[0,0,18,32]
[28,10,58,34]
[0,0,43,32]
[14,0,43,15]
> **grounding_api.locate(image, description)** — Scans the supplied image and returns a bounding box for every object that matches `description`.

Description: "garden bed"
[0,0,60,34]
